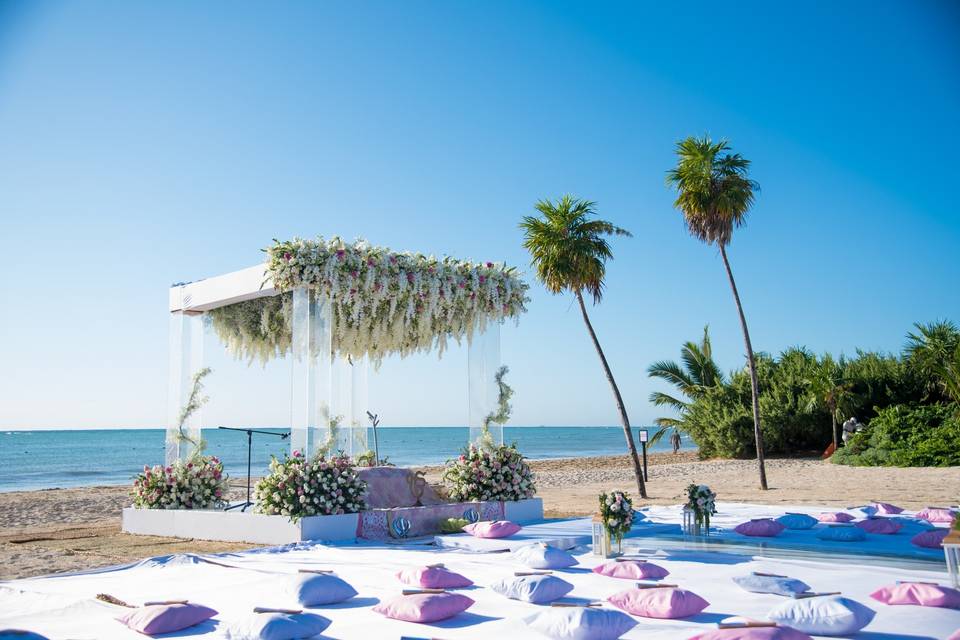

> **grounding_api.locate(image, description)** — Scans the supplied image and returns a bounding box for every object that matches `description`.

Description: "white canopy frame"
[165,265,502,465]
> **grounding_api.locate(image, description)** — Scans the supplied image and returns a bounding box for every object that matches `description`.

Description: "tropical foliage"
[667,135,768,489]
[647,325,724,444]
[832,403,960,467]
[442,443,536,502]
[255,450,367,521]
[520,195,647,498]
[132,456,228,510]
[654,320,959,467]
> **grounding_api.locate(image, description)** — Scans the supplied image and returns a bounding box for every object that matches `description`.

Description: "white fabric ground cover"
[1,502,957,639]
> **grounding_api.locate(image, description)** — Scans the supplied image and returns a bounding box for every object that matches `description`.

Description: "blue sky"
[1,1,958,430]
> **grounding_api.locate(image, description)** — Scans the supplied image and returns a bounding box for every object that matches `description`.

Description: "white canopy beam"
[169,264,276,313]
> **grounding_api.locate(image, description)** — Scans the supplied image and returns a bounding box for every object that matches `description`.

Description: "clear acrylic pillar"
[330,355,369,458]
[165,311,205,465]
[290,287,333,458]
[467,321,502,449]
[350,356,369,458]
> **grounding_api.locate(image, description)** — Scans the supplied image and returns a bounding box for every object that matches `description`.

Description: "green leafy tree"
[904,320,960,402]
[805,354,856,451]
[520,196,647,498]
[647,325,724,445]
[667,136,768,489]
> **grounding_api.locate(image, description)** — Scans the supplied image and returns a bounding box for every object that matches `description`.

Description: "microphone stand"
[218,427,289,512]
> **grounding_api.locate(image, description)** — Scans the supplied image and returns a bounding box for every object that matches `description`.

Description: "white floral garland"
[224,236,529,364]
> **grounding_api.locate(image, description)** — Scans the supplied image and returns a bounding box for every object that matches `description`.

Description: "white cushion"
[526,607,637,640]
[223,612,331,640]
[511,543,579,569]
[490,575,574,604]
[768,595,875,635]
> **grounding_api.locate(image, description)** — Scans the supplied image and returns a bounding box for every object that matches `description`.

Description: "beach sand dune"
[2,453,957,579]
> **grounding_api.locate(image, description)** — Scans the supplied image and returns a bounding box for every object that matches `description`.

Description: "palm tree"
[805,354,855,451]
[520,196,647,498]
[647,325,724,445]
[904,320,960,402]
[666,135,768,489]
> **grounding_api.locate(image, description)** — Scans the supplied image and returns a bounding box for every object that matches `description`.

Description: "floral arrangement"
[442,443,535,502]
[132,456,228,510]
[255,450,367,521]
[685,483,717,528]
[209,236,530,365]
[598,490,634,544]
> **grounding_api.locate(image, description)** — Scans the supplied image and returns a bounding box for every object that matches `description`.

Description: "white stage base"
[122,507,358,545]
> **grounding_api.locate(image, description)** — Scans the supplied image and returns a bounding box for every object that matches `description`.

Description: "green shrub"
[832,403,960,467]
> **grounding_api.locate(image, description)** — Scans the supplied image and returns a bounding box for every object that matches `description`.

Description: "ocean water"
[0,426,692,492]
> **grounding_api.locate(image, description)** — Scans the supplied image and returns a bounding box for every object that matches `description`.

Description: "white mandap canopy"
[166,236,529,465]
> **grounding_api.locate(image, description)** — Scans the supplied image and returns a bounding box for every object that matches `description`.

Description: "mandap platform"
[122,497,543,544]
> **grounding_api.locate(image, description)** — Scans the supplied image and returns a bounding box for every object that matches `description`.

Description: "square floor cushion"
[373,592,473,623]
[223,612,330,640]
[512,543,579,569]
[915,507,957,523]
[817,512,855,523]
[0,633,51,640]
[733,573,811,596]
[816,526,867,542]
[734,519,785,537]
[592,559,669,580]
[462,520,521,538]
[525,606,637,640]
[490,575,574,604]
[911,529,949,549]
[776,514,817,530]
[873,502,904,515]
[855,518,902,535]
[284,572,357,606]
[687,627,814,640]
[870,582,960,608]
[608,587,709,619]
[397,565,473,588]
[767,595,875,636]
[117,603,217,635]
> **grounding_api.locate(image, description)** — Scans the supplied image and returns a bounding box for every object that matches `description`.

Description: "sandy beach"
[2,453,957,580]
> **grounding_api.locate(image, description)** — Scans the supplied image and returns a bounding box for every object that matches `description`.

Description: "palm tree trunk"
[828,398,837,452]
[719,245,768,490]
[575,290,647,498]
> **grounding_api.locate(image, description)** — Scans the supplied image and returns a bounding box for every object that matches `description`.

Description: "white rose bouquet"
[442,443,535,503]
[598,490,634,545]
[132,456,228,510]
[685,483,717,528]
[255,450,367,521]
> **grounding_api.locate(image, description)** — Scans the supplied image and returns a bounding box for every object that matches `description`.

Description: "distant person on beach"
[670,431,681,454]
[841,417,862,445]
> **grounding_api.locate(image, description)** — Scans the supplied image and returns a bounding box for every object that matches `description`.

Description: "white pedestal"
[122,507,359,545]
[504,497,544,523]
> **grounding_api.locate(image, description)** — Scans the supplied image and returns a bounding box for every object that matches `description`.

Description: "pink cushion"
[873,502,903,515]
[870,582,960,608]
[947,630,960,640]
[911,529,949,549]
[373,592,473,623]
[855,518,902,534]
[818,512,855,523]
[462,520,521,539]
[916,507,957,523]
[687,627,813,640]
[734,519,785,537]
[116,603,217,635]
[608,587,709,619]
[396,566,473,589]
[592,560,669,580]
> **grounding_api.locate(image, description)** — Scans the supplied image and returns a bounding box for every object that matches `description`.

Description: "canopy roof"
[171,236,528,364]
